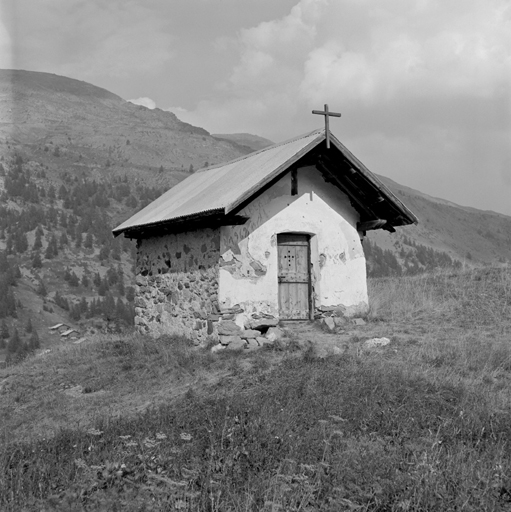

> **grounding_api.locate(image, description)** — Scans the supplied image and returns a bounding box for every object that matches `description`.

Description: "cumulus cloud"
[128,97,156,109]
[175,0,511,214]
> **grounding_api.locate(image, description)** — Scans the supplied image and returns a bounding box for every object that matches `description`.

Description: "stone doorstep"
[225,337,246,351]
[245,338,260,350]
[217,320,241,336]
[219,335,242,346]
[239,329,260,339]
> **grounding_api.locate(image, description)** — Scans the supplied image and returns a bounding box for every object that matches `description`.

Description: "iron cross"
[312,104,341,149]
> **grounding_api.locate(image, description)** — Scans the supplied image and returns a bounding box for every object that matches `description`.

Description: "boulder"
[226,337,246,351]
[323,317,336,331]
[265,327,284,342]
[217,320,241,336]
[333,316,347,327]
[219,335,240,346]
[245,338,260,350]
[256,336,272,346]
[211,344,226,353]
[364,337,390,349]
[240,329,261,339]
[353,318,366,326]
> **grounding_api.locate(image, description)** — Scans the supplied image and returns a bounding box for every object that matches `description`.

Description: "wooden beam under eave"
[316,160,379,221]
[357,219,387,231]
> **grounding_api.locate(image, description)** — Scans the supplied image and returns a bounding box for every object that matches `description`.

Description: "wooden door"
[278,234,311,320]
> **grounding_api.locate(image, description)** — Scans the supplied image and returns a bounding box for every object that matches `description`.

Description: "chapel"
[113,124,417,343]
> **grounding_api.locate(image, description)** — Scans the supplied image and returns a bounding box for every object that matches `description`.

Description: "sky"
[1,0,510,215]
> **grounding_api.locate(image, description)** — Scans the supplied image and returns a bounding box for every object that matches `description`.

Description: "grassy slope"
[1,266,511,511]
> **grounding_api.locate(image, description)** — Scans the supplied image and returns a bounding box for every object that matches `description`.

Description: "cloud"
[128,97,156,109]
[9,1,175,84]
[173,0,511,214]
[0,2,13,68]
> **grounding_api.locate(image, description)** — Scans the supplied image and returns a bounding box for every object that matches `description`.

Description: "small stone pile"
[210,315,284,352]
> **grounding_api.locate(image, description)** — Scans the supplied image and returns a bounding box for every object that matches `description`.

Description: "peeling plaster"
[218,166,368,316]
[220,243,267,280]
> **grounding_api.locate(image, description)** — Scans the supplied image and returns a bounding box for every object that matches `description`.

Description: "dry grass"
[2,265,511,511]
[0,332,270,445]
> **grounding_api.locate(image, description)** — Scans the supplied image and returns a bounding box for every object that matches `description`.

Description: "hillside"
[0,69,510,363]
[1,267,511,510]
[0,70,251,362]
[0,69,248,174]
[365,175,511,276]
[212,132,274,152]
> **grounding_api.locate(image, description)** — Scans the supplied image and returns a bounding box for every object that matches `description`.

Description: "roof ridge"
[196,128,325,174]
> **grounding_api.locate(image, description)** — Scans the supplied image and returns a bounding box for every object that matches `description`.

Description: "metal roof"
[113,130,325,236]
[113,128,418,237]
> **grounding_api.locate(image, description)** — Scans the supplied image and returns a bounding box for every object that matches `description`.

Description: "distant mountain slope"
[367,174,511,269]
[212,133,274,152]
[0,69,249,173]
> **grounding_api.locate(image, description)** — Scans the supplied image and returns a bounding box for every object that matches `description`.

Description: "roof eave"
[329,134,419,227]
[113,208,225,238]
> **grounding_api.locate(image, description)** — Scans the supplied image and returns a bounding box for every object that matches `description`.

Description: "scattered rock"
[225,337,246,351]
[219,335,239,346]
[266,327,284,342]
[364,337,390,349]
[333,306,347,317]
[249,317,279,330]
[323,317,336,331]
[240,329,260,339]
[245,338,260,350]
[333,316,346,327]
[217,320,241,336]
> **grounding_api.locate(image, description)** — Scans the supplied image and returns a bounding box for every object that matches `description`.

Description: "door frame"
[277,233,313,321]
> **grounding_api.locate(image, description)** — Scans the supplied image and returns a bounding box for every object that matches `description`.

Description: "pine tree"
[84,232,93,249]
[28,330,40,351]
[79,297,88,315]
[0,319,9,340]
[68,271,79,287]
[31,251,43,269]
[98,279,108,296]
[33,229,43,251]
[7,327,21,354]
[0,320,8,349]
[47,184,56,201]
[59,232,69,248]
[36,279,47,297]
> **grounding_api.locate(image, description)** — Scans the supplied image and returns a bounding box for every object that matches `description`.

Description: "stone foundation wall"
[133,228,220,343]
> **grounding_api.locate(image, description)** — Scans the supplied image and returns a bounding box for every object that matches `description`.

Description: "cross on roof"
[312,104,341,149]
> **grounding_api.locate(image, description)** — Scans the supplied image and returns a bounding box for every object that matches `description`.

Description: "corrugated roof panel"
[113,130,324,234]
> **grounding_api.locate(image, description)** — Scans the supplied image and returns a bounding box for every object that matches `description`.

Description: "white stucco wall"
[219,165,368,322]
